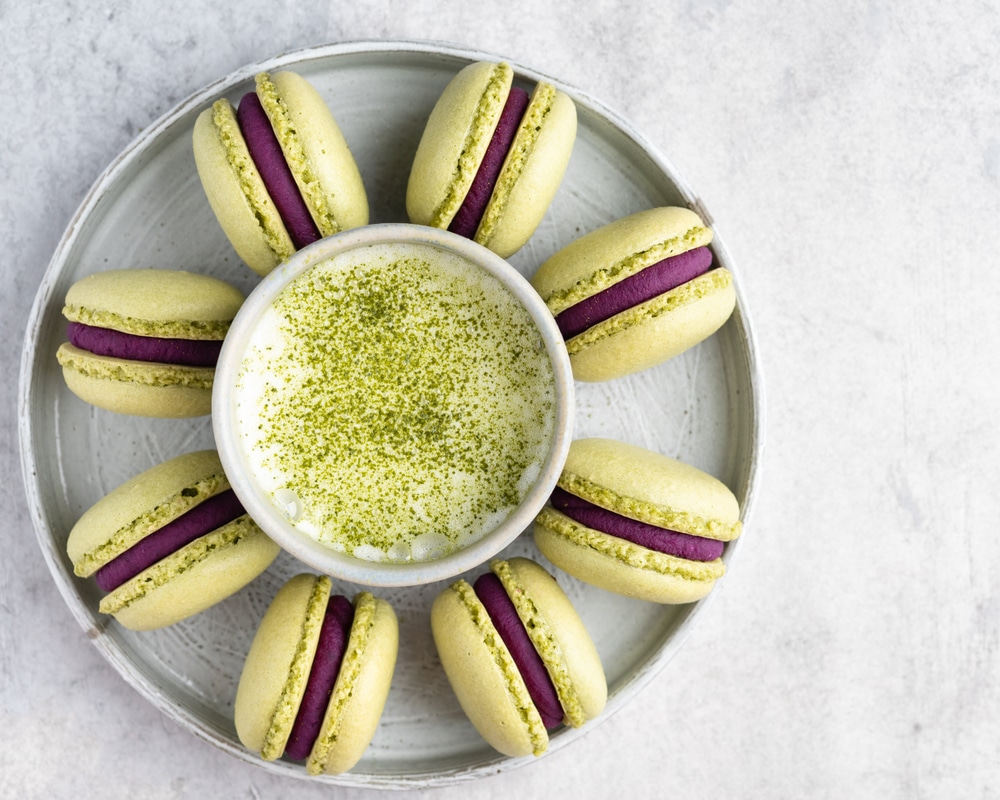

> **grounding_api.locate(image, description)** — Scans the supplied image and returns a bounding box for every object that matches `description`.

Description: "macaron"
[530,206,736,382]
[406,60,577,258]
[66,449,279,630]
[533,438,742,604]
[431,557,606,758]
[56,268,244,417]
[235,574,398,776]
[193,70,369,276]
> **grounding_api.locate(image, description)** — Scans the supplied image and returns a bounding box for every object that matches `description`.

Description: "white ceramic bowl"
[213,223,575,587]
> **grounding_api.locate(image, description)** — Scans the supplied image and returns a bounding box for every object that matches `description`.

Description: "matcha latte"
[233,241,557,563]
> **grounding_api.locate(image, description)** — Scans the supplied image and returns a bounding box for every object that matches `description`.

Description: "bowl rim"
[212,222,576,587]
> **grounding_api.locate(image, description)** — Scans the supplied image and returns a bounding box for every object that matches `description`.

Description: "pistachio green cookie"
[406,60,577,258]
[431,557,606,758]
[193,70,369,276]
[66,450,279,630]
[534,438,742,604]
[530,206,736,382]
[234,574,399,776]
[57,269,244,417]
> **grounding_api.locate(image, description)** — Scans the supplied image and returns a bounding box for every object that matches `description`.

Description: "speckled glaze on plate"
[18,41,763,788]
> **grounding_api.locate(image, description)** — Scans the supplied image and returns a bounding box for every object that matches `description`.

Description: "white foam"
[234,241,557,563]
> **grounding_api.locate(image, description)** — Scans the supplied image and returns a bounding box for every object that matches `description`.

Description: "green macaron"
[234,574,399,775]
[56,268,245,417]
[530,206,737,382]
[193,70,369,276]
[533,438,742,604]
[66,449,279,630]
[406,60,577,258]
[431,557,606,758]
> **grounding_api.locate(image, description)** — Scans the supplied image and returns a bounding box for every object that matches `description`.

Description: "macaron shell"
[57,343,215,418]
[308,594,398,775]
[406,61,513,230]
[531,206,712,315]
[62,269,244,337]
[262,71,369,236]
[67,449,229,576]
[566,270,736,382]
[561,438,741,538]
[534,514,720,604]
[235,574,331,758]
[101,516,279,630]
[496,558,606,726]
[474,86,577,258]
[431,579,546,758]
[193,99,294,276]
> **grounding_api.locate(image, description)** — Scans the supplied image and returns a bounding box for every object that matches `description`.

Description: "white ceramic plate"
[18,41,763,788]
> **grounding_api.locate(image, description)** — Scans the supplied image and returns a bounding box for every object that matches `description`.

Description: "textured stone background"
[3,1,998,797]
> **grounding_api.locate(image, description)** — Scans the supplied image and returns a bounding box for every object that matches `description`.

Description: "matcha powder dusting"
[236,243,556,563]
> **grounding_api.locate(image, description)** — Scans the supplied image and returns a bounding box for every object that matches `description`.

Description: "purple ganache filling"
[555,246,714,339]
[285,594,354,761]
[236,91,321,250]
[448,86,530,239]
[94,489,246,592]
[550,486,724,562]
[474,572,563,729]
[67,321,223,367]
